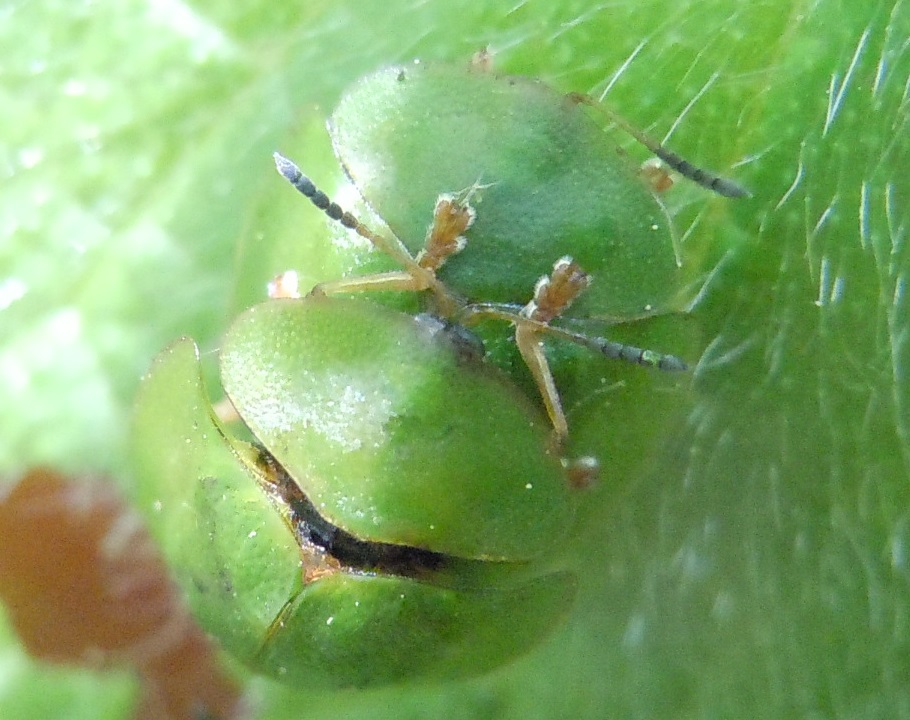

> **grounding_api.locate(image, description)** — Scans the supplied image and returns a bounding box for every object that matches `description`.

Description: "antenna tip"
[273,152,300,182]
[660,355,689,372]
[714,177,753,199]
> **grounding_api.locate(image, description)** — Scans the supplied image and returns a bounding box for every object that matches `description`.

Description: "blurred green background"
[2,0,908,718]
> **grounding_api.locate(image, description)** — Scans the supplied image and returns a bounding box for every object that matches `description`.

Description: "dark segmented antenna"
[460,303,689,373]
[549,324,689,371]
[585,336,688,371]
[568,92,752,199]
[273,151,431,281]
[273,152,360,230]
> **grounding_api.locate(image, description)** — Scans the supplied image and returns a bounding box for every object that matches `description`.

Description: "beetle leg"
[512,257,591,444]
[514,322,568,445]
[310,271,430,296]
[267,268,436,305]
[461,256,688,441]
[268,264,434,301]
[463,303,689,373]
[450,254,586,442]
[448,257,590,442]
[306,270,462,318]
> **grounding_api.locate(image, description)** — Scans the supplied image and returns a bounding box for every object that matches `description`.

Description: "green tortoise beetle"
[133,296,578,688]
[273,58,748,445]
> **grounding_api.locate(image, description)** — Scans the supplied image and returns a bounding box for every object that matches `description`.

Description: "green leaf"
[2,0,908,718]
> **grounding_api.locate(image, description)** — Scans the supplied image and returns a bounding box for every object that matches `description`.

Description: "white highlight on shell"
[242,370,397,453]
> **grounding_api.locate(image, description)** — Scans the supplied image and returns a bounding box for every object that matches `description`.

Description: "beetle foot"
[639,157,675,193]
[522,256,591,324]
[416,193,475,273]
[268,270,302,299]
[469,47,495,72]
[562,455,600,490]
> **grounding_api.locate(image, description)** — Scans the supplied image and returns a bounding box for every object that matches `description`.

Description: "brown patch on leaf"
[0,468,244,720]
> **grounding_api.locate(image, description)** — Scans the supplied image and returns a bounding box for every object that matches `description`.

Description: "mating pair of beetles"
[132,58,747,688]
